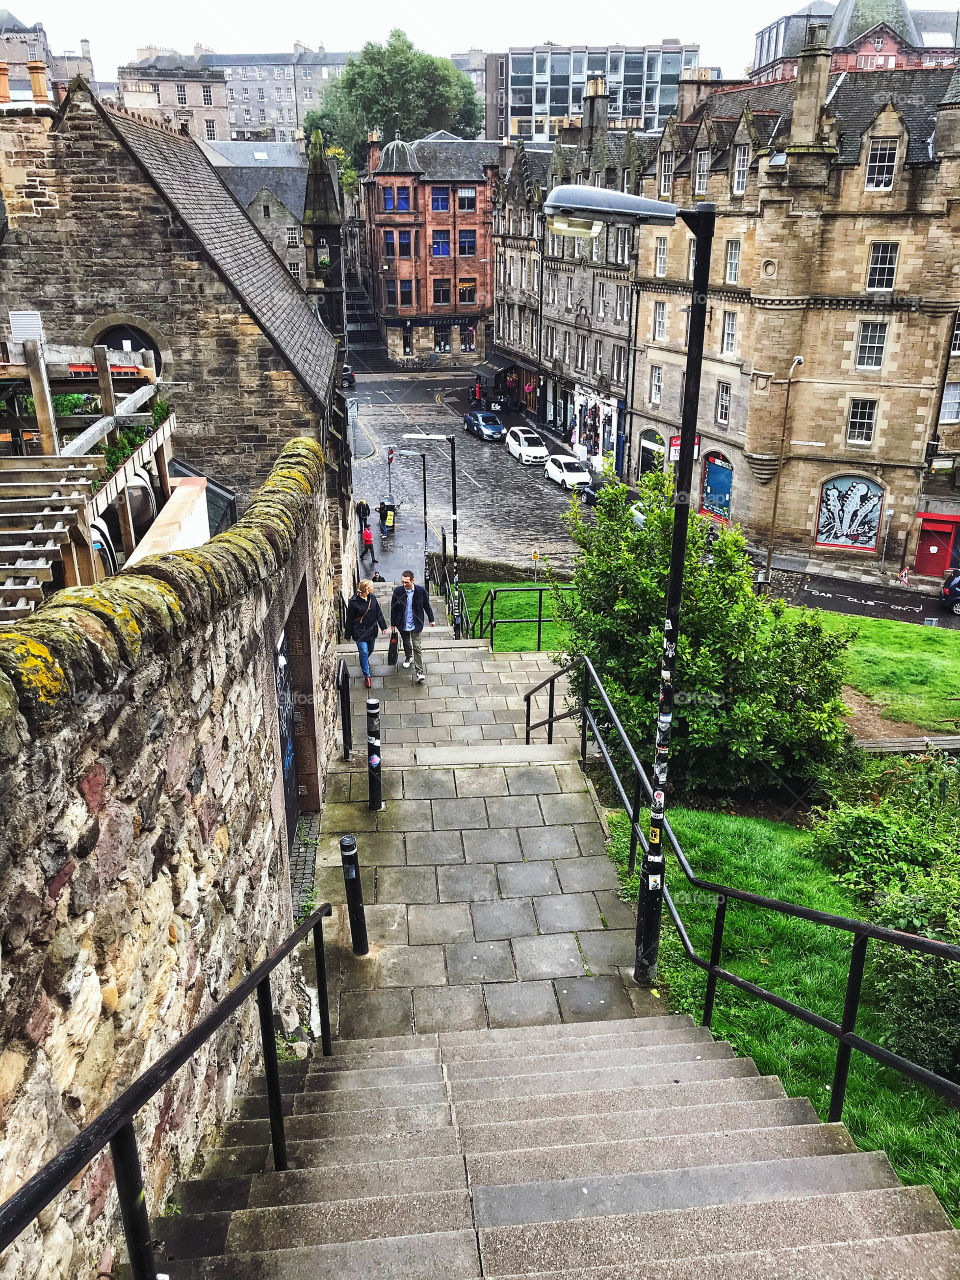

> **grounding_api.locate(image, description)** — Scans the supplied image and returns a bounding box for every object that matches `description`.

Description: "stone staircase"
[152,1018,960,1278]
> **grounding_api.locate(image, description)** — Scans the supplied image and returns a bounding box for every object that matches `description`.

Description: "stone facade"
[0,439,341,1280]
[116,62,230,142]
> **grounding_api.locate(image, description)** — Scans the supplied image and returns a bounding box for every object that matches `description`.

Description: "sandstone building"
[116,55,229,142]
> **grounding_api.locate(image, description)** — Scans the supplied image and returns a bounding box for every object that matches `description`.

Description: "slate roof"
[407,135,502,180]
[0,8,31,32]
[913,8,960,39]
[98,100,336,403]
[219,166,307,219]
[828,65,954,160]
[826,0,920,45]
[376,136,421,175]
[201,139,306,168]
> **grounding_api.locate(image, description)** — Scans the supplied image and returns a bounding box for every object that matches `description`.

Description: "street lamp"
[763,355,804,589]
[403,432,461,637]
[543,184,717,985]
[399,448,429,586]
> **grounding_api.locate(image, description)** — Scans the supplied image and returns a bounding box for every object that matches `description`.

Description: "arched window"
[638,429,665,476]
[816,475,884,550]
[700,451,733,522]
[94,324,163,373]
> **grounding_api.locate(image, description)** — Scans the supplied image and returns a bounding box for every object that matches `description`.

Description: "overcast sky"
[27,0,806,84]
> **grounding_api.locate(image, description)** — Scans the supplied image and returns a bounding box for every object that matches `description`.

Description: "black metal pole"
[109,1123,157,1280]
[366,697,384,811]
[702,894,728,1029]
[829,932,869,1122]
[256,978,288,1173]
[340,834,370,955]
[312,918,333,1056]
[447,435,460,638]
[339,662,352,761]
[421,452,428,589]
[635,203,716,986]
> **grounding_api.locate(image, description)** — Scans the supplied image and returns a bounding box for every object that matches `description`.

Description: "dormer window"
[732,144,749,195]
[660,151,675,197]
[866,138,897,190]
[874,36,884,49]
[694,149,710,196]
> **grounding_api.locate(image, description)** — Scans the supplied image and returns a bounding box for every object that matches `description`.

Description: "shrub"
[810,800,949,899]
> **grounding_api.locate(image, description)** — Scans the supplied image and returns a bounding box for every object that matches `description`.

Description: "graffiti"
[816,475,883,550]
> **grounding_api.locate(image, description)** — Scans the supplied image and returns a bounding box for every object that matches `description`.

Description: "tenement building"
[361,131,501,366]
[117,55,229,141]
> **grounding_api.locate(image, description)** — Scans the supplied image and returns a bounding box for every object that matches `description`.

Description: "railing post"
[536,590,544,651]
[256,978,289,1173]
[339,664,352,761]
[340,834,370,955]
[109,1122,157,1280]
[312,916,333,1056]
[489,591,496,652]
[828,932,869,1123]
[627,771,643,877]
[366,698,384,811]
[579,663,589,764]
[702,894,728,1029]
[547,678,556,747]
[524,694,532,745]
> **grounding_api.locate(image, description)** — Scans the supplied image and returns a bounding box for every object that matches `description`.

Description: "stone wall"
[0,438,340,1280]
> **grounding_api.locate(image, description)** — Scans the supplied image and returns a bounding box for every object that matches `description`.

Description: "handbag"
[387,628,399,666]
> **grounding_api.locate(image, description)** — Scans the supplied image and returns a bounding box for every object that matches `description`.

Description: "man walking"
[377,500,390,538]
[390,569,435,684]
[356,498,370,532]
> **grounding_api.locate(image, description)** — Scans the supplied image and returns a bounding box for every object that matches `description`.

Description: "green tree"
[553,470,852,794]
[309,30,482,168]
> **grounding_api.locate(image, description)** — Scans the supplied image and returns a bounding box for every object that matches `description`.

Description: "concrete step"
[476,1185,952,1275]
[449,1045,739,1101]
[295,1063,444,1091]
[459,1096,819,1154]
[442,1034,715,1080]
[172,1228,482,1279]
[329,1034,440,1054]
[464,1123,856,1187]
[225,1188,474,1253]
[222,1103,453,1145]
[438,1020,703,1062]
[473,1152,902,1230]
[246,1154,467,1207]
[293,1082,448,1112]
[414,743,580,767]
[439,1016,666,1047]
[288,1129,461,1168]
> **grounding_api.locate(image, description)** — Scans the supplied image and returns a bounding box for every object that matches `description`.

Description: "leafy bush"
[552,468,852,794]
[151,398,171,429]
[810,800,949,899]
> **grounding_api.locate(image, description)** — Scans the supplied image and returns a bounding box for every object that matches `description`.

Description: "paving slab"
[504,766,562,795]
[472,898,539,942]
[321,803,378,833]
[485,795,545,829]
[498,861,562,899]
[445,940,516,984]
[483,980,561,1028]
[378,799,435,833]
[405,831,464,865]
[433,797,489,830]
[350,771,403,802]
[312,867,348,904]
[535,892,605,933]
[378,944,447,988]
[355,833,407,866]
[408,903,476,945]
[539,792,600,825]
[401,767,457,799]
[376,867,438,905]
[338,988,414,1039]
[464,828,522,863]
[358,904,409,946]
[414,985,488,1033]
[595,891,637,931]
[574,822,608,857]
[438,864,499,903]
[519,827,581,861]
[554,975,636,1022]
[578,929,636,973]
[512,933,585,982]
[556,856,621,893]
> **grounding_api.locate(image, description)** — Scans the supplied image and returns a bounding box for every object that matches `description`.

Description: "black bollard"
[367,697,384,811]
[340,835,369,956]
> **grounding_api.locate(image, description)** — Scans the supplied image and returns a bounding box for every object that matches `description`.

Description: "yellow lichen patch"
[0,631,69,707]
[40,587,143,667]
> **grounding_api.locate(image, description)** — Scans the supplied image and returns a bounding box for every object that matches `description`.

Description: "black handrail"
[337,657,352,760]
[427,552,470,638]
[0,902,335,1278]
[524,653,960,1122]
[470,585,575,652]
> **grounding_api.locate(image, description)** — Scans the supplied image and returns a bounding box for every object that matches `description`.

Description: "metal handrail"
[427,552,470,638]
[469,585,574,652]
[337,657,352,760]
[0,903,335,1278]
[524,653,960,1121]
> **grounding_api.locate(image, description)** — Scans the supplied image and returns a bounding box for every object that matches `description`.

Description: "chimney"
[790,22,831,146]
[0,62,9,105]
[367,128,381,172]
[27,60,48,103]
[53,80,67,106]
[582,76,609,149]
[80,38,91,62]
[677,70,714,122]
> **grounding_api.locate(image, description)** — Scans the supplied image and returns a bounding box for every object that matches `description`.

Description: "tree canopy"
[309,30,482,168]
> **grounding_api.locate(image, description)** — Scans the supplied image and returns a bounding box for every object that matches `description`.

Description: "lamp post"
[543,185,717,985]
[763,355,804,590]
[399,448,429,586]
[403,432,460,637]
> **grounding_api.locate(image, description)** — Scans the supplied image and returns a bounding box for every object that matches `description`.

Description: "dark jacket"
[390,583,434,632]
[345,593,386,643]
[356,500,370,521]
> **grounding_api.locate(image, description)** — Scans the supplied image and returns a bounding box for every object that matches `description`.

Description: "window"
[304,87,313,100]
[941,383,960,422]
[597,282,606,319]
[400,279,413,306]
[458,228,477,257]
[544,325,556,359]
[431,186,450,212]
[866,139,897,190]
[460,323,476,352]
[654,300,666,341]
[856,321,887,369]
[576,334,587,369]
[285,87,293,100]
[432,230,451,257]
[204,119,216,141]
[433,278,451,305]
[847,398,877,443]
[458,186,476,211]
[262,203,271,218]
[622,168,632,193]
[952,314,960,356]
[286,226,300,248]
[566,276,574,309]
[459,278,477,304]
[257,87,265,101]
[228,87,235,101]
[722,311,737,355]
[612,345,626,383]
[563,332,571,365]
[650,365,663,404]
[288,262,301,282]
[278,129,287,142]
[688,240,696,280]
[594,340,603,375]
[694,149,710,195]
[660,150,674,196]
[733,144,749,195]
[176,83,187,106]
[615,227,630,264]
[242,87,250,101]
[258,109,266,122]
[384,230,395,258]
[716,380,731,425]
[548,274,558,306]
[202,84,213,106]
[867,241,898,290]
[398,229,411,258]
[384,278,397,306]
[725,240,740,285]
[520,258,528,288]
[655,236,667,277]
[383,187,394,211]
[397,186,410,211]
[616,285,627,322]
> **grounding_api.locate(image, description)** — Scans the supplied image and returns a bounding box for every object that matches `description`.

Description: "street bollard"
[367,697,384,811]
[340,835,369,956]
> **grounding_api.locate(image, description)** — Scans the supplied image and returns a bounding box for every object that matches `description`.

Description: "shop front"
[914,512,960,577]
[572,384,618,472]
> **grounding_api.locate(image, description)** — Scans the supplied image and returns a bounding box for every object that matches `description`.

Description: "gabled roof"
[408,135,501,180]
[218,166,307,219]
[826,0,920,46]
[420,129,461,141]
[88,94,336,403]
[0,9,32,33]
[828,65,954,161]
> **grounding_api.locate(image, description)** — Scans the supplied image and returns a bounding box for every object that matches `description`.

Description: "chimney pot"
[27,59,48,104]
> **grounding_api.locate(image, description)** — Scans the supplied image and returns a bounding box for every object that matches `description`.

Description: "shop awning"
[473,352,516,377]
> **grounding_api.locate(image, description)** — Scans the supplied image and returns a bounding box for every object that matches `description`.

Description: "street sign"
[669,434,700,463]
[532,549,540,561]
[897,567,910,586]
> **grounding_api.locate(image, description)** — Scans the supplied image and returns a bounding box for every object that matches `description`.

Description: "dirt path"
[842,685,927,739]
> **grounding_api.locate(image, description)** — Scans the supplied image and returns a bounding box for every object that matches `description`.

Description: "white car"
[544,454,592,490]
[506,427,549,465]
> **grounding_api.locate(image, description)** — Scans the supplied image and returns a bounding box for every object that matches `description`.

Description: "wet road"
[790,573,960,631]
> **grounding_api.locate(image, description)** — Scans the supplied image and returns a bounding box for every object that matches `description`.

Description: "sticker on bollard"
[366,697,385,811]
[340,834,369,956]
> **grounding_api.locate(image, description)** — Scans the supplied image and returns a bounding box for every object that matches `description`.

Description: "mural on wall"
[816,475,884,550]
[700,452,734,522]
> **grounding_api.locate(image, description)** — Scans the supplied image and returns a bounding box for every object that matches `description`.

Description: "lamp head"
[543,184,678,237]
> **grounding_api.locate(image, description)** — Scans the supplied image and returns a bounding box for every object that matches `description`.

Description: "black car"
[341,365,356,389]
[941,568,960,615]
[579,474,618,506]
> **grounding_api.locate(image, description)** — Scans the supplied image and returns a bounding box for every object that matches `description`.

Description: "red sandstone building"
[361,131,500,365]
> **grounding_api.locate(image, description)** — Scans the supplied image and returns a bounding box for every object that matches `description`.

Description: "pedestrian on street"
[377,501,390,538]
[359,522,376,564]
[344,579,388,689]
[390,569,435,684]
[356,498,370,532]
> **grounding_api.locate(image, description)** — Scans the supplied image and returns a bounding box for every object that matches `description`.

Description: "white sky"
[26,0,799,84]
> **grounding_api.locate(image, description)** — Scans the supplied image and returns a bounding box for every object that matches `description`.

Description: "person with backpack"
[344,579,388,688]
[390,569,435,684]
[359,521,376,564]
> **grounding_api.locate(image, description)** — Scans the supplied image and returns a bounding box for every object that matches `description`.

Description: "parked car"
[341,365,356,389]
[544,454,592,490]
[579,474,619,506]
[464,411,505,440]
[506,427,549,465]
[941,568,960,615]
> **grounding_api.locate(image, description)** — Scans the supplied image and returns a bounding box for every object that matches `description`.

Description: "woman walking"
[344,579,388,689]
[359,521,376,564]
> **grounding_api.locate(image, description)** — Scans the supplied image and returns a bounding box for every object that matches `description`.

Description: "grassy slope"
[607,807,960,1224]
[460,582,568,653]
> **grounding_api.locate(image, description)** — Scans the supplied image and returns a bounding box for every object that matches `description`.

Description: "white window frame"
[612,344,626,383]
[847,398,878,443]
[594,339,603,375]
[688,240,696,280]
[952,313,960,356]
[865,138,897,191]
[855,321,887,370]
[615,285,627,323]
[654,300,666,341]
[650,364,663,404]
[694,149,710,195]
[660,150,674,197]
[576,333,587,370]
[732,144,749,195]
[655,236,667,277]
[597,282,606,319]
[566,276,574,309]
[941,382,960,422]
[716,380,731,425]
[725,240,740,285]
[866,241,899,291]
[722,310,737,355]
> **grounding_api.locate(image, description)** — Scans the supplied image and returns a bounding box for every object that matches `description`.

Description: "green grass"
[607,806,960,1223]
[460,581,571,652]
